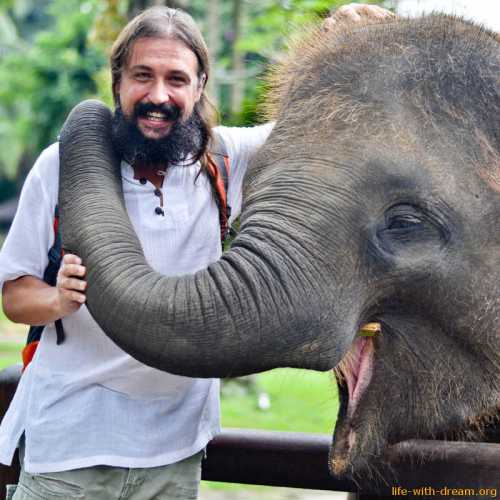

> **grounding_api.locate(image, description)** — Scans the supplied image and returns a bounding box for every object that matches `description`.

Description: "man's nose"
[149,80,170,105]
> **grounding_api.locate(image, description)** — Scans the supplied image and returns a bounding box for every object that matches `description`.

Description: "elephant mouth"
[330,324,379,476]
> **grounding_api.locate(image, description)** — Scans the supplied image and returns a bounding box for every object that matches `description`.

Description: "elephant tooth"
[359,322,381,337]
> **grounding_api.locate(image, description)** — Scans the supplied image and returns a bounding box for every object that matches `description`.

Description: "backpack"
[22,139,233,370]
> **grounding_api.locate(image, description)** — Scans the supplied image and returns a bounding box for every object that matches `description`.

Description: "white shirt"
[0,123,272,473]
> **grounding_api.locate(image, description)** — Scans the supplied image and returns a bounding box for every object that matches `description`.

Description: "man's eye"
[170,76,187,85]
[134,73,151,81]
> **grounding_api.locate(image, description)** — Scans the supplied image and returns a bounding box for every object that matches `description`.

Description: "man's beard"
[111,101,208,169]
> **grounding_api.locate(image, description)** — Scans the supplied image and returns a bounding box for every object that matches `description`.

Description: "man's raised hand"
[324,3,395,30]
[56,253,87,317]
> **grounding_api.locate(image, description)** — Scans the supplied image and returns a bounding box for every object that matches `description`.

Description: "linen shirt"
[0,123,272,473]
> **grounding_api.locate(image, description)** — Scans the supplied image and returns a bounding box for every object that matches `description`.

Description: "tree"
[0,0,106,180]
[206,0,220,107]
[230,0,244,115]
[127,0,193,18]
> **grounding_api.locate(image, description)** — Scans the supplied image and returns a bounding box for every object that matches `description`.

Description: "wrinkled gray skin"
[59,15,499,481]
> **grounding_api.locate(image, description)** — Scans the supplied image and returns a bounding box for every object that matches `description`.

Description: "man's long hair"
[109,7,217,171]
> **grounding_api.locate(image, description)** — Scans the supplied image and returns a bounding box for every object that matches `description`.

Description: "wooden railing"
[1,365,499,499]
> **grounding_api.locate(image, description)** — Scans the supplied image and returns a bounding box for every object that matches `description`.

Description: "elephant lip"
[336,336,375,419]
[330,335,376,476]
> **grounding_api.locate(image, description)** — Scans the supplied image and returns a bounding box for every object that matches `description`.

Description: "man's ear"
[113,80,121,106]
[196,73,207,100]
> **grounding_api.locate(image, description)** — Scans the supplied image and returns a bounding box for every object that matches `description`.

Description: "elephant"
[58,14,499,482]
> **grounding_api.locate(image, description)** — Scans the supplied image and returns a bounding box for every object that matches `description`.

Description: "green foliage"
[0,11,17,46]
[0,0,106,178]
[240,0,339,57]
[215,0,385,124]
[222,77,268,126]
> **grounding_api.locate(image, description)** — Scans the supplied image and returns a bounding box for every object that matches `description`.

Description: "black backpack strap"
[43,205,62,286]
[26,205,65,348]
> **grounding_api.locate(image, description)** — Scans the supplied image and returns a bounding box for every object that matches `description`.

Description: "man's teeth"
[145,112,168,121]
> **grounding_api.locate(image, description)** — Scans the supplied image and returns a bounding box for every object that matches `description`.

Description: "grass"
[0,302,9,322]
[221,368,338,433]
[0,301,24,369]
[0,343,23,370]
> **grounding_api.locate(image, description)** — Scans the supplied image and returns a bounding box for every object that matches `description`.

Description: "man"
[0,4,393,499]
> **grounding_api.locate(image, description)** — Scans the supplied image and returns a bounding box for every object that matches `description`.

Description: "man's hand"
[2,254,87,325]
[324,3,395,30]
[56,254,87,317]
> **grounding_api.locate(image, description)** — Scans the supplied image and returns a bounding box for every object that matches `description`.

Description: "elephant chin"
[58,99,349,378]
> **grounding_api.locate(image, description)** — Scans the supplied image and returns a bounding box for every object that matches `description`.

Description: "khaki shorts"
[7,444,203,500]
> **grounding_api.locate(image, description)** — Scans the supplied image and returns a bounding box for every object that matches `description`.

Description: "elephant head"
[58,15,499,481]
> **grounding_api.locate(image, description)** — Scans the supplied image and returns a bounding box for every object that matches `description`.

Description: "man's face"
[116,37,204,140]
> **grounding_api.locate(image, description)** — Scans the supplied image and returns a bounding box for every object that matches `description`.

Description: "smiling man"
[111,35,209,169]
[0,4,393,500]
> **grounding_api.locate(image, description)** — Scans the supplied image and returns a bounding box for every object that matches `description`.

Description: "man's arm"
[0,144,87,326]
[2,254,86,325]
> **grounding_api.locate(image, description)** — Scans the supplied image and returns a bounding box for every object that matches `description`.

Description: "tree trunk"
[169,0,191,8]
[127,0,192,18]
[230,0,245,117]
[206,0,220,108]
[127,0,148,18]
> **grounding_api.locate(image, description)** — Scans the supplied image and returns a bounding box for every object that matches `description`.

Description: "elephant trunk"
[58,100,346,378]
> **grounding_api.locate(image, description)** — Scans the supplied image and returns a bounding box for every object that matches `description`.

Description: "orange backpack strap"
[22,341,40,371]
[207,133,233,245]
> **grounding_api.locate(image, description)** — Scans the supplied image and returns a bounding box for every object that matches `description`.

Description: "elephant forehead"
[269,16,499,145]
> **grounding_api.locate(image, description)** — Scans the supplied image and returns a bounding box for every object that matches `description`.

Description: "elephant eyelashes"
[376,203,449,255]
[386,213,422,231]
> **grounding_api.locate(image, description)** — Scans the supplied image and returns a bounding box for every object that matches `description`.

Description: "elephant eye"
[385,206,424,232]
[376,203,449,255]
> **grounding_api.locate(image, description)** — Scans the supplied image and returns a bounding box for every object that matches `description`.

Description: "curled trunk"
[58,100,346,377]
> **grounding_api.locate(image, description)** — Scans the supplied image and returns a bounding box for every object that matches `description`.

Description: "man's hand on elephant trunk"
[56,253,87,317]
[324,3,395,30]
